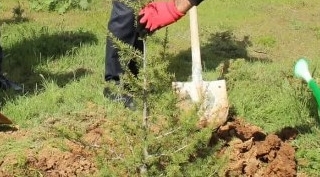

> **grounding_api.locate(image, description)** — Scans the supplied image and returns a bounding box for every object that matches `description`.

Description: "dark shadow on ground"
[42,68,93,88]
[167,30,272,82]
[0,30,98,105]
[222,105,316,138]
[0,125,18,132]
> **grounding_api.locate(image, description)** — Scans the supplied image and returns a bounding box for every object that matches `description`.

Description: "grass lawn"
[1,0,320,176]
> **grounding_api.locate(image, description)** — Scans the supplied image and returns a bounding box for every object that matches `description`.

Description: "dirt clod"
[216,117,297,177]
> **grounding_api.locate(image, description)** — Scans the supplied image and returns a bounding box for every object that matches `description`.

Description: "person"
[139,0,203,33]
[0,44,22,91]
[104,0,204,110]
[104,0,143,110]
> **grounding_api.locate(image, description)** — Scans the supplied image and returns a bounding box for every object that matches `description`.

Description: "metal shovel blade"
[198,80,229,128]
[0,112,13,124]
[172,80,229,129]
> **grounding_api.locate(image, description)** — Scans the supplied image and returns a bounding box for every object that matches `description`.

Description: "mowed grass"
[1,0,320,176]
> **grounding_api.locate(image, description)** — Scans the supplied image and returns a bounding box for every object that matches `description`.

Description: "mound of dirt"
[0,112,110,177]
[214,117,298,176]
[26,140,97,177]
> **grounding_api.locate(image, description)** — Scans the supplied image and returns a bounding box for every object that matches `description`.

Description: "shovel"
[172,7,229,129]
[0,112,13,124]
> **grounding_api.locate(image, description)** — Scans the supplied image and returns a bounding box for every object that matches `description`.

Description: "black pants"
[105,1,143,82]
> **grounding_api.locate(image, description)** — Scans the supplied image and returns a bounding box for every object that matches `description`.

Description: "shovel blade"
[198,80,229,129]
[173,80,229,129]
[0,113,13,124]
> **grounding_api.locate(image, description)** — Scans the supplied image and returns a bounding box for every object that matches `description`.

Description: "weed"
[12,2,25,22]
[256,35,276,48]
[29,0,91,14]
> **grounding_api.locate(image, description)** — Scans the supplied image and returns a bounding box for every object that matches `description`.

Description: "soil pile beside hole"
[27,140,97,177]
[215,117,298,176]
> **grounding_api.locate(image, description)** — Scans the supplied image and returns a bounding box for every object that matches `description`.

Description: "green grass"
[1,0,320,176]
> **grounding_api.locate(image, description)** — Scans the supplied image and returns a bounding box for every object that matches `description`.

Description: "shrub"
[29,0,91,14]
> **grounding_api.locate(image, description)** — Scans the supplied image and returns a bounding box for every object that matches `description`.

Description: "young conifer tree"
[106,1,221,176]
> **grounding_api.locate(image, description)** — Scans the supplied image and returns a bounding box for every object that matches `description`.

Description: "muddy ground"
[0,117,298,176]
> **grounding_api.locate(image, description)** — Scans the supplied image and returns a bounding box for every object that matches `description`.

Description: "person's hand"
[139,1,185,33]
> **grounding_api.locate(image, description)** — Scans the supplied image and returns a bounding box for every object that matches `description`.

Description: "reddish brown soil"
[213,117,298,176]
[0,120,105,177]
[27,114,107,176]
[26,121,108,177]
[0,116,298,176]
[26,140,97,177]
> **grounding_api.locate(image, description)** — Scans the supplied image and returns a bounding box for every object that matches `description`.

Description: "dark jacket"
[189,0,203,6]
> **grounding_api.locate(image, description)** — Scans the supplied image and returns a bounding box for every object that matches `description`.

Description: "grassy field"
[1,0,320,176]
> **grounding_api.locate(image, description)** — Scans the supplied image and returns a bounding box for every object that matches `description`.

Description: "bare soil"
[0,121,104,177]
[214,117,298,176]
[0,116,298,176]
[26,142,97,177]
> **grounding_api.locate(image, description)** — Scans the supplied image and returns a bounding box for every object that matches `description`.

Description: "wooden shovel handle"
[189,7,202,83]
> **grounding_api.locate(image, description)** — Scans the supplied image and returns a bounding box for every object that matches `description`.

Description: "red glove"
[139,1,185,32]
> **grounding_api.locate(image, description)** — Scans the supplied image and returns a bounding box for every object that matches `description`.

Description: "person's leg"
[105,0,143,82]
[104,1,142,110]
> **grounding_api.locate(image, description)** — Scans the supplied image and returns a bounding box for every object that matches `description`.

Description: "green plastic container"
[294,58,320,114]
